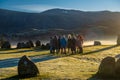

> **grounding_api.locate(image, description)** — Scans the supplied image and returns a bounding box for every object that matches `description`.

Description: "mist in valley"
[9,34,118,48]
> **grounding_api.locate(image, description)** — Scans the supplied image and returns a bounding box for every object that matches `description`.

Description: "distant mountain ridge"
[0,8,120,35]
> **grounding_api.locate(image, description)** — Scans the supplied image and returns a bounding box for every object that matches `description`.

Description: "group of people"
[49,34,84,54]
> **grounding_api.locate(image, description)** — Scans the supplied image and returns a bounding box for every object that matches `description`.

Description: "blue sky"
[0,0,120,12]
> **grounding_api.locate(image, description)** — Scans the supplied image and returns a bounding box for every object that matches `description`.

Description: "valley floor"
[0,45,120,80]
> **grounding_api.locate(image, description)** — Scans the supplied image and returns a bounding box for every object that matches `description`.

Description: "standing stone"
[25,40,34,48]
[117,35,120,45]
[35,40,41,47]
[115,58,120,75]
[17,42,27,49]
[1,41,11,49]
[41,44,46,50]
[18,55,39,78]
[97,57,115,77]
[94,41,101,46]
[46,43,50,50]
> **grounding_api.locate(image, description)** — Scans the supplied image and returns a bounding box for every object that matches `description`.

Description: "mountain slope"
[0,8,120,35]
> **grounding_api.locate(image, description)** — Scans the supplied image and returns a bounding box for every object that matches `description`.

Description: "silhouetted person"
[76,34,84,53]
[57,36,61,53]
[67,34,72,53]
[71,35,76,54]
[60,35,67,54]
[50,37,54,54]
[53,36,58,53]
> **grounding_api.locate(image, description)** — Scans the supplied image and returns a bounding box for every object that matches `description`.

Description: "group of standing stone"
[49,34,84,54]
[17,40,41,49]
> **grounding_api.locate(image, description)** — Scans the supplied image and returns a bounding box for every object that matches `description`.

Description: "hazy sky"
[0,0,120,12]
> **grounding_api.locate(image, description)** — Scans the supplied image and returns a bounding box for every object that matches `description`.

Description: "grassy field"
[0,45,120,80]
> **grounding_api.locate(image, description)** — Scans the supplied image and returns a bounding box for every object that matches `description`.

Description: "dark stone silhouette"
[41,43,50,50]
[117,35,120,45]
[115,58,120,74]
[25,40,34,48]
[1,41,11,49]
[17,42,26,49]
[97,56,115,77]
[17,43,20,48]
[46,43,50,50]
[94,41,101,46]
[41,44,46,50]
[17,41,34,49]
[35,40,41,47]
[18,55,39,78]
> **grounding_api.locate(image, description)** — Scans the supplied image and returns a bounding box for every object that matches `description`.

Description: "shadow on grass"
[0,49,34,54]
[1,75,46,80]
[0,48,17,51]
[0,54,59,68]
[87,73,120,80]
[83,45,118,55]
[1,75,20,80]
[0,47,46,54]
[87,74,98,80]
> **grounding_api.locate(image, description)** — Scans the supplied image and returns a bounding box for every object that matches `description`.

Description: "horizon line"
[0,7,120,13]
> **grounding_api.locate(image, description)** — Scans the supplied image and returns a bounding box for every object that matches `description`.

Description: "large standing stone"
[18,55,39,78]
[17,42,26,49]
[46,43,50,50]
[25,40,34,48]
[117,35,120,45]
[17,42,22,49]
[97,57,115,77]
[94,41,101,46]
[115,58,120,75]
[35,40,41,47]
[1,41,11,49]
[41,44,46,50]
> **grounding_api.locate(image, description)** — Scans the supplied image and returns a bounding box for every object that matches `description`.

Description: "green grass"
[0,45,120,79]
[0,48,49,60]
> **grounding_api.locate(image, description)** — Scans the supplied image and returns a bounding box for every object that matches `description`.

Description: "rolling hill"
[0,8,120,35]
